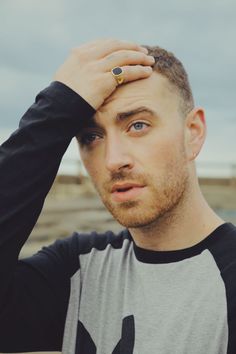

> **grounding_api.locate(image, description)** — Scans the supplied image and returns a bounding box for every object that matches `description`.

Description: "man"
[0,39,235,354]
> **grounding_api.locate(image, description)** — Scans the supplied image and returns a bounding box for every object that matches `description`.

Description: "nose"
[105,136,134,173]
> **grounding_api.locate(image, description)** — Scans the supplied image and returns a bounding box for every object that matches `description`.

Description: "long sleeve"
[0,81,95,351]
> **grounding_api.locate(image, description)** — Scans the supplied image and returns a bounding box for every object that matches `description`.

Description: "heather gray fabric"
[62,239,228,354]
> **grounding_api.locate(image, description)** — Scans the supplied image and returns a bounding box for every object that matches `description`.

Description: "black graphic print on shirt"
[75,316,135,354]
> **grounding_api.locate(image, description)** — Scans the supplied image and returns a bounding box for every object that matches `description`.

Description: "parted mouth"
[111,182,145,193]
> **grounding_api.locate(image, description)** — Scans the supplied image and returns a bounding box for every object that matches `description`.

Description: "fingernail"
[148,56,155,62]
[140,46,148,54]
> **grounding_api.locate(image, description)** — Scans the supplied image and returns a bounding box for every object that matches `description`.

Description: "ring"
[111,67,124,85]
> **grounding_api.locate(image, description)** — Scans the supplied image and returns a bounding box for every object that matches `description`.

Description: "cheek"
[80,151,103,182]
[139,132,186,170]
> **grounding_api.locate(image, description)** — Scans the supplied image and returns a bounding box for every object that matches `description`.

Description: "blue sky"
[0,0,236,172]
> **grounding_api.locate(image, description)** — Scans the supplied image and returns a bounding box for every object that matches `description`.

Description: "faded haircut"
[143,45,194,116]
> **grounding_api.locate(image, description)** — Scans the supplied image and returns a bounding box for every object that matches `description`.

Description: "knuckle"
[71,47,88,61]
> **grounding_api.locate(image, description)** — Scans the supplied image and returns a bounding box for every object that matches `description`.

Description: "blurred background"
[0,1,236,353]
[1,0,236,176]
[0,0,236,255]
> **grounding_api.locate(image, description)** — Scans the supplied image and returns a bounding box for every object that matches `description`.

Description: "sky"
[0,0,236,175]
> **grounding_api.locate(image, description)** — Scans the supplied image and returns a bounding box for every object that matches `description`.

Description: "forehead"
[95,72,180,121]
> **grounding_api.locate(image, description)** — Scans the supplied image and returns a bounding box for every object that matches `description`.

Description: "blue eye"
[134,122,143,130]
[131,122,148,131]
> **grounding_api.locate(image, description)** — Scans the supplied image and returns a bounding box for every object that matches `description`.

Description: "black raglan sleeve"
[0,81,95,352]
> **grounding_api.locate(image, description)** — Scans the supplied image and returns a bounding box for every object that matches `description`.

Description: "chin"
[105,202,165,229]
[97,167,189,229]
[103,187,187,229]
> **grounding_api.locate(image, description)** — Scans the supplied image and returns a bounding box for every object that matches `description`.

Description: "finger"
[76,38,114,51]
[109,65,153,87]
[101,50,155,71]
[71,39,148,65]
[89,39,148,59]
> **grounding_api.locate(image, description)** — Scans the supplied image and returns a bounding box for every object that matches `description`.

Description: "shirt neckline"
[128,222,236,264]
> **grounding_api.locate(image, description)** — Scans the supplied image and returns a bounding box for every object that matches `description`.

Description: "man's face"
[78,73,190,228]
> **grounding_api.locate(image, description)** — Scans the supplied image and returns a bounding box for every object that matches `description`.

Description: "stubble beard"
[93,161,190,229]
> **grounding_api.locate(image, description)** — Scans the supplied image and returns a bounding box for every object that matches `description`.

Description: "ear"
[184,108,206,161]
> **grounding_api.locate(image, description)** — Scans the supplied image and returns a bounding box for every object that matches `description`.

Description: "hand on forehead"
[54,38,155,110]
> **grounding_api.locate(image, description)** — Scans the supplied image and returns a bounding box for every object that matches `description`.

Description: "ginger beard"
[79,74,193,229]
[90,143,190,229]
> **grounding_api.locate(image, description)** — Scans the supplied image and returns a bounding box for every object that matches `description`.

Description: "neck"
[129,178,224,251]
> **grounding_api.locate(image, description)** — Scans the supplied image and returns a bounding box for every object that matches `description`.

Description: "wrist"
[39,81,96,135]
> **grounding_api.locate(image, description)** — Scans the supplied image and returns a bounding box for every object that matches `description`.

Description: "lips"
[111,182,145,193]
[111,182,146,202]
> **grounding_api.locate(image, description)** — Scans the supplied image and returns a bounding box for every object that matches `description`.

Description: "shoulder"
[70,228,132,254]
[22,229,131,277]
[207,222,236,272]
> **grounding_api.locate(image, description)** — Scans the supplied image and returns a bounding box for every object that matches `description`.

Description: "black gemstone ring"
[111,66,124,85]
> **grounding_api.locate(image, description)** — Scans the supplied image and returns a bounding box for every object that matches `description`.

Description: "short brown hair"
[144,45,194,115]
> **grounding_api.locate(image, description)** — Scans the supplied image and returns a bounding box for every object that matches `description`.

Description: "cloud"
[0,65,49,127]
[0,0,236,168]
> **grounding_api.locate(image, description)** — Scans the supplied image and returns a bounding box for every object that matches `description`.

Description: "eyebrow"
[79,106,157,134]
[116,106,156,122]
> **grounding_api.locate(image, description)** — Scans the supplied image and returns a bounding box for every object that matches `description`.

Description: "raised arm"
[0,39,154,351]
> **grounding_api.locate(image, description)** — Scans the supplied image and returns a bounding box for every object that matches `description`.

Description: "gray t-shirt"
[59,222,236,354]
